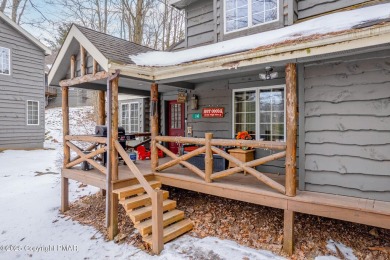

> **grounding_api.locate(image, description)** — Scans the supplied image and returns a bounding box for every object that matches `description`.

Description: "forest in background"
[0,0,185,50]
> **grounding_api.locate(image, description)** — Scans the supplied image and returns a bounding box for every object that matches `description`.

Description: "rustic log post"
[152,190,164,254]
[111,77,119,180]
[98,90,106,125]
[285,63,298,197]
[93,59,98,75]
[283,209,295,255]
[80,45,86,76]
[150,83,159,171]
[205,133,213,183]
[70,55,76,79]
[108,76,119,240]
[61,86,70,212]
[283,63,297,255]
[98,90,106,196]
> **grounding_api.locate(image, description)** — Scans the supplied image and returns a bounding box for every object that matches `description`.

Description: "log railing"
[64,135,107,174]
[154,133,287,194]
[113,140,164,253]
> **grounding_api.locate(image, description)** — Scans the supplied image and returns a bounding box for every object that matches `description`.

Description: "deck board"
[62,157,390,229]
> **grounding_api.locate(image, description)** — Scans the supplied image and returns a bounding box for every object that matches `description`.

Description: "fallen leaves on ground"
[63,186,390,259]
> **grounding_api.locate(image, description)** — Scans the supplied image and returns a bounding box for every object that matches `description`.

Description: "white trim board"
[232,84,286,142]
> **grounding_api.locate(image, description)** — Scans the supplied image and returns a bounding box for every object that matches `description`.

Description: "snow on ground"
[314,240,357,260]
[130,3,390,66]
[0,107,286,259]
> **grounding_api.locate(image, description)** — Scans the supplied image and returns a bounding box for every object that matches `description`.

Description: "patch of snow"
[315,256,340,260]
[314,239,358,260]
[130,3,390,66]
[0,107,287,259]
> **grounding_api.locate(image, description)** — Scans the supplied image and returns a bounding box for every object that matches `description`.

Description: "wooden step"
[113,180,161,200]
[128,199,177,222]
[135,209,185,236]
[143,219,193,245]
[120,190,169,211]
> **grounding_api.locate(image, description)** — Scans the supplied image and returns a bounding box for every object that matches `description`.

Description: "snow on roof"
[130,3,390,67]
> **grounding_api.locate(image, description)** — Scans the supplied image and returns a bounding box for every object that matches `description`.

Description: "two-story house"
[0,12,51,150]
[48,0,390,255]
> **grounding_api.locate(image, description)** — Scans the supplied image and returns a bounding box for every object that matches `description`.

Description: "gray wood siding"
[0,18,45,149]
[297,0,371,19]
[186,0,215,48]
[303,50,390,201]
[46,87,94,108]
[161,70,297,175]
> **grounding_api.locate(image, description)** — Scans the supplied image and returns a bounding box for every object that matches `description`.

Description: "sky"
[2,0,64,47]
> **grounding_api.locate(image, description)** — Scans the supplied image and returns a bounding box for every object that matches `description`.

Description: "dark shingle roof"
[75,25,154,64]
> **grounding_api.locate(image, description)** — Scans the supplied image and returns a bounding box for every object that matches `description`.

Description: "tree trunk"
[0,0,7,12]
[133,0,143,44]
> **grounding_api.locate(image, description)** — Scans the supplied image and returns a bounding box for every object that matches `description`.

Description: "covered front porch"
[48,23,390,256]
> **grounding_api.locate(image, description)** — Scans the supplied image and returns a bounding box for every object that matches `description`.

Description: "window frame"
[0,46,11,76]
[26,100,40,126]
[223,0,280,35]
[121,101,140,133]
[232,84,286,142]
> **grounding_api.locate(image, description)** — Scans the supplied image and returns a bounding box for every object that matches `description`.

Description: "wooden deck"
[62,157,390,230]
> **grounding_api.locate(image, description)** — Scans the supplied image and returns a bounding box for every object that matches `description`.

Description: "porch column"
[285,63,298,196]
[283,63,298,255]
[108,76,119,240]
[98,90,106,197]
[61,86,70,212]
[98,90,106,125]
[151,83,159,171]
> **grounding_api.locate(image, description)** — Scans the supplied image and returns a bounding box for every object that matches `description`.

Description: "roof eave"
[48,24,110,86]
[112,23,390,82]
[169,0,199,9]
[0,12,51,55]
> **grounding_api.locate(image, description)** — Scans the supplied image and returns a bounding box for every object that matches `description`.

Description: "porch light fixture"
[190,94,198,110]
[259,66,278,80]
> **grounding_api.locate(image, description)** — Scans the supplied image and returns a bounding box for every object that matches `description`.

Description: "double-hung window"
[121,102,139,133]
[27,101,39,125]
[225,0,278,33]
[0,47,10,75]
[233,85,285,142]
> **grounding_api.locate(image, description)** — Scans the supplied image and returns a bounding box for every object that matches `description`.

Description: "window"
[27,101,39,125]
[170,103,182,129]
[121,102,139,133]
[225,0,278,33]
[233,85,285,141]
[0,47,10,75]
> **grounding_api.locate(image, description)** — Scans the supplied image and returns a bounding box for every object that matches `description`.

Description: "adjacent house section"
[0,12,51,150]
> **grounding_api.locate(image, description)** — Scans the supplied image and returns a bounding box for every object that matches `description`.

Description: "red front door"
[168,101,185,154]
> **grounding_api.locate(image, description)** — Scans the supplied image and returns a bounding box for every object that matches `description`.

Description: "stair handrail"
[114,140,164,254]
[114,140,155,196]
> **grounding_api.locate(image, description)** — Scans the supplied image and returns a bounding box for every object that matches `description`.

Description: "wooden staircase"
[113,179,193,246]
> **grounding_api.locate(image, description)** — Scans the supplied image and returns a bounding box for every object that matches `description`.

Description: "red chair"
[137,145,151,160]
[136,145,164,160]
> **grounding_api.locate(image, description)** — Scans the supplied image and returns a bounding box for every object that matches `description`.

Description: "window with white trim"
[121,102,140,133]
[233,85,285,141]
[27,100,39,125]
[0,47,10,75]
[225,0,278,33]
